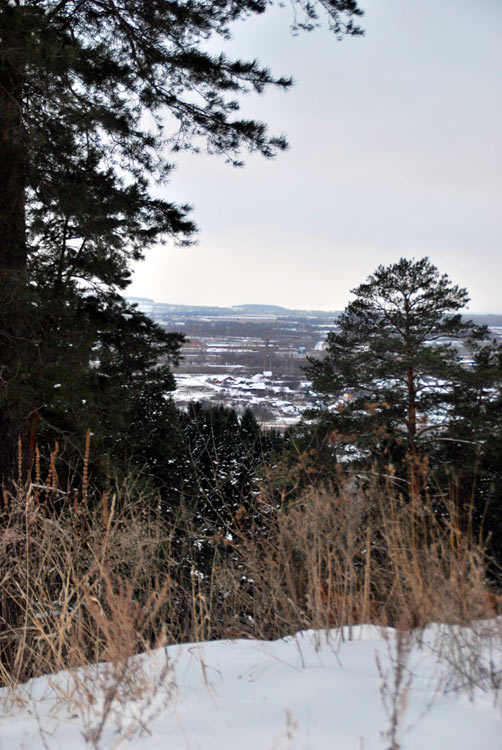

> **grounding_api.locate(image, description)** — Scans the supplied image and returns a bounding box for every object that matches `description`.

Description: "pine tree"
[434,338,502,560]
[304,258,500,467]
[303,258,502,557]
[0,0,364,478]
[180,402,282,535]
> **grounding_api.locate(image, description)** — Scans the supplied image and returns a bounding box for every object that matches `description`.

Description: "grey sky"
[128,0,502,312]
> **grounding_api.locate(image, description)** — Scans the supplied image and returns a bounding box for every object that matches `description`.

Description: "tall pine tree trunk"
[0,4,28,480]
[0,4,26,274]
[406,365,417,445]
[0,8,31,672]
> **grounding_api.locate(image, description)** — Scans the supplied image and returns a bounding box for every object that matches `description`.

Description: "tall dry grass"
[231,481,499,639]
[0,480,172,687]
[0,456,500,689]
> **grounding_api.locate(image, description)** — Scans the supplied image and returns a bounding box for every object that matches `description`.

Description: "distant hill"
[126,296,155,306]
[232,304,290,313]
[125,299,341,318]
[464,314,502,326]
[124,298,502,326]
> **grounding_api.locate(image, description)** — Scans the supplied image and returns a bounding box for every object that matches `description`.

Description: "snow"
[172,373,307,425]
[1,623,501,749]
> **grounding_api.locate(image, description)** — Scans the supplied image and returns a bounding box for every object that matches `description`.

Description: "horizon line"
[124,296,502,317]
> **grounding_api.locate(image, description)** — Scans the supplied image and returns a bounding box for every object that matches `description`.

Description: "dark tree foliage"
[0,0,363,480]
[180,402,282,531]
[279,418,342,491]
[305,258,491,461]
[0,280,186,486]
[434,340,502,561]
[174,401,283,577]
[303,257,502,554]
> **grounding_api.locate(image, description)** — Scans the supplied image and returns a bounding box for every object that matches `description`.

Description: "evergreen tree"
[78,294,189,491]
[180,402,282,533]
[303,258,502,558]
[304,258,500,468]
[433,338,502,560]
[0,0,363,478]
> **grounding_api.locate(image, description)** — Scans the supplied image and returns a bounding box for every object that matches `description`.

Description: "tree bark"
[0,5,26,276]
[0,5,28,481]
[406,365,417,445]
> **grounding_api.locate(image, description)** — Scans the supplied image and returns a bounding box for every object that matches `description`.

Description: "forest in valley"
[0,0,501,704]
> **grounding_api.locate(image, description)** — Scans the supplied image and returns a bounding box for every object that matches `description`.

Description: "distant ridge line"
[125,298,342,317]
[124,298,502,326]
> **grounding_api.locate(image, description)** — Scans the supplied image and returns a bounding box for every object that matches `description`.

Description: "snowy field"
[1,623,501,749]
[173,372,306,426]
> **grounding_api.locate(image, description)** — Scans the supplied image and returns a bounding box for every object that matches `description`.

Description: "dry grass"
[0,458,499,691]
[0,482,171,687]
[220,478,500,640]
[0,449,500,750]
[0,474,178,747]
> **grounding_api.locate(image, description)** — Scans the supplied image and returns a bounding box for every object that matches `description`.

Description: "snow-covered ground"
[173,372,309,427]
[1,623,501,749]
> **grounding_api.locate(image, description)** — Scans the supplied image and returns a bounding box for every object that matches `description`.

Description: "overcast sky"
[127,0,502,313]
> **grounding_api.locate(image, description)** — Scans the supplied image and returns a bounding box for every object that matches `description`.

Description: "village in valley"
[128,297,502,429]
[127,298,335,426]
